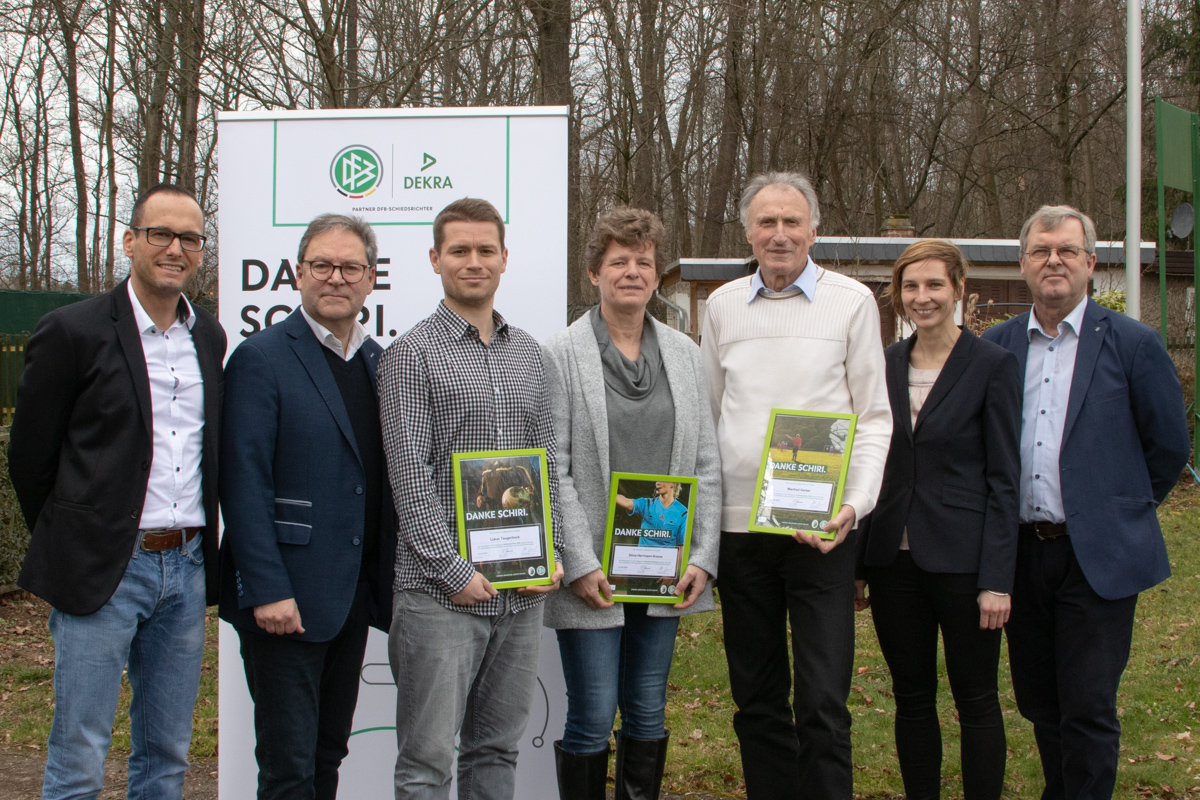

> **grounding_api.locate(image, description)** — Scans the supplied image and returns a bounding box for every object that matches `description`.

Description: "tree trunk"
[140,0,179,192]
[50,0,89,291]
[177,0,205,192]
[700,0,748,257]
[526,0,585,312]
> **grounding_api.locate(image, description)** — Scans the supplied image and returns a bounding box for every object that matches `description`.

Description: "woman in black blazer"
[856,240,1021,800]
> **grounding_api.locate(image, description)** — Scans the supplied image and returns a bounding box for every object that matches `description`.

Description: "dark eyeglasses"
[130,226,207,252]
[301,261,371,284]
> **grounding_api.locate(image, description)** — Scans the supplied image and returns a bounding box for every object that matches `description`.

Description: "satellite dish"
[1171,203,1194,238]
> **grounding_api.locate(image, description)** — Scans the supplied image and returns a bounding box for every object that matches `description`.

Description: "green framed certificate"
[748,409,858,539]
[452,449,555,589]
[600,473,697,603]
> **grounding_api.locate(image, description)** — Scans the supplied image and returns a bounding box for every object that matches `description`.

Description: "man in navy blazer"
[219,213,397,798]
[983,205,1189,800]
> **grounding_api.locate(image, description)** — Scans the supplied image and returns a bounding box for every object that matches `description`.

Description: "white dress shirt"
[299,306,369,361]
[128,282,206,529]
[1020,296,1088,524]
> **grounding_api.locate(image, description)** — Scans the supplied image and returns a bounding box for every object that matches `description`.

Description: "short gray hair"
[1019,205,1096,255]
[297,213,378,266]
[739,172,821,230]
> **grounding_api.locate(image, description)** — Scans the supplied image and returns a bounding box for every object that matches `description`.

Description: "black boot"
[554,740,609,800]
[613,728,669,800]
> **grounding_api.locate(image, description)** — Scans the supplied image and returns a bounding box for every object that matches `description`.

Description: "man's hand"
[793,504,856,554]
[517,562,564,596]
[254,598,305,635]
[854,579,870,612]
[450,572,497,606]
[570,569,615,609]
[978,590,1011,630]
[672,565,710,609]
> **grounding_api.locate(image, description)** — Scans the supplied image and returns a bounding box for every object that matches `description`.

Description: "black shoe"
[613,728,669,800]
[554,739,609,800]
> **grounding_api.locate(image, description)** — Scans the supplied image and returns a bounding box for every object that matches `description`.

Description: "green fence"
[0,288,93,335]
[1,333,28,422]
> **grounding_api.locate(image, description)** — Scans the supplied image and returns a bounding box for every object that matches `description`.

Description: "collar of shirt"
[434,300,509,342]
[127,280,195,333]
[747,257,818,303]
[1027,295,1088,342]
[299,305,368,360]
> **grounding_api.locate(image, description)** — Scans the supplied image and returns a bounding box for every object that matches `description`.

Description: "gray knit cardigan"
[541,313,722,629]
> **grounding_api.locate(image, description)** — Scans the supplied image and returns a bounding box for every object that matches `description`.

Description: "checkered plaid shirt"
[379,302,564,616]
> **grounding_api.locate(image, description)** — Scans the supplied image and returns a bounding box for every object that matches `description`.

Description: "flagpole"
[1126,0,1142,319]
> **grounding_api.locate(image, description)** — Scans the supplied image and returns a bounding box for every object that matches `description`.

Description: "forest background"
[3,0,1200,312]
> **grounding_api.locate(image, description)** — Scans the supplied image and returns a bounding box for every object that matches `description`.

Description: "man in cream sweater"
[701,172,892,800]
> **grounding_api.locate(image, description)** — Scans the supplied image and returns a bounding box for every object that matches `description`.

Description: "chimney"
[881,215,915,238]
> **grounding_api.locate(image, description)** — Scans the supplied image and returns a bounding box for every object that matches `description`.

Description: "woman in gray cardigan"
[542,208,721,800]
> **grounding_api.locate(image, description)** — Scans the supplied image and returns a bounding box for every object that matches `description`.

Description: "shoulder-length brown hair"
[885,239,969,321]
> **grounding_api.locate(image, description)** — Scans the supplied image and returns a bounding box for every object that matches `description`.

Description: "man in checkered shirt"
[378,197,564,800]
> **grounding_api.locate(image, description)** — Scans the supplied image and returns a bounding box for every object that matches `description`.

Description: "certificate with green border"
[600,472,697,603]
[452,449,555,589]
[748,409,858,539]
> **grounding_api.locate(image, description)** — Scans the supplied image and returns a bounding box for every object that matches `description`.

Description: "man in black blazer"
[983,205,1190,800]
[8,184,226,799]
[218,214,396,798]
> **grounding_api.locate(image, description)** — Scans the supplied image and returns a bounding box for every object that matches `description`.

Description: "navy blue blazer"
[982,300,1190,600]
[218,310,397,641]
[859,329,1022,593]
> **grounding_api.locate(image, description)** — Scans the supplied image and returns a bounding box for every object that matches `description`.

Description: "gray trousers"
[388,589,543,800]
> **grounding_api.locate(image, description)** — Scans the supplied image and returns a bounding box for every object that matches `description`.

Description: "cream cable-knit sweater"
[700,267,893,532]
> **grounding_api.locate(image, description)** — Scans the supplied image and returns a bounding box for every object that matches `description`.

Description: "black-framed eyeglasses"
[130,226,207,252]
[301,260,372,284]
[1023,245,1089,265]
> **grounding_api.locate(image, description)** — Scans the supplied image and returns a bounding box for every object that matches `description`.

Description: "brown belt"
[140,527,201,552]
[1019,521,1069,540]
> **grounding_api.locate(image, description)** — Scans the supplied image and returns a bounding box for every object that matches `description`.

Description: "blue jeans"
[388,589,543,800]
[42,534,207,800]
[555,603,679,754]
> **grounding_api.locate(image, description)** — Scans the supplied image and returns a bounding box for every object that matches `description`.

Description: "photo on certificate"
[600,473,697,603]
[452,448,555,589]
[748,409,857,540]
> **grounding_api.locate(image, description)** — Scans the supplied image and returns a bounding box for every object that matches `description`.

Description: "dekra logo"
[403,152,453,190]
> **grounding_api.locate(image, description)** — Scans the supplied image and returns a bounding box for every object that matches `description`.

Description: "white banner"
[217,107,569,799]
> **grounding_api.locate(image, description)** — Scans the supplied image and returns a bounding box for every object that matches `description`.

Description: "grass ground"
[660,481,1200,798]
[1,486,1197,797]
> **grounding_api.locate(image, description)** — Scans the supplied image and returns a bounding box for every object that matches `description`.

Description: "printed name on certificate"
[768,479,835,514]
[611,545,679,578]
[468,525,543,563]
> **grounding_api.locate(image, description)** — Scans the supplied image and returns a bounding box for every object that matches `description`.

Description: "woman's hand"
[794,504,856,553]
[978,590,1011,630]
[571,569,615,609]
[673,566,710,610]
[854,579,870,612]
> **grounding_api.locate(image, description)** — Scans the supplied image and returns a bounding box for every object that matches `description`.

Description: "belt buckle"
[1035,522,1065,540]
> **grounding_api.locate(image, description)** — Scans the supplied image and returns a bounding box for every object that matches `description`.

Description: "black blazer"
[859,329,1021,593]
[8,279,227,615]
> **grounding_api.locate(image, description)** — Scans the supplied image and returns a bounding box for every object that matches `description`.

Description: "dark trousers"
[238,580,372,800]
[718,531,857,800]
[866,553,1006,800]
[1006,534,1137,800]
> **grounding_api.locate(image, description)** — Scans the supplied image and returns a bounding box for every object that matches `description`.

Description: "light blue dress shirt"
[1020,297,1088,523]
[747,256,819,303]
